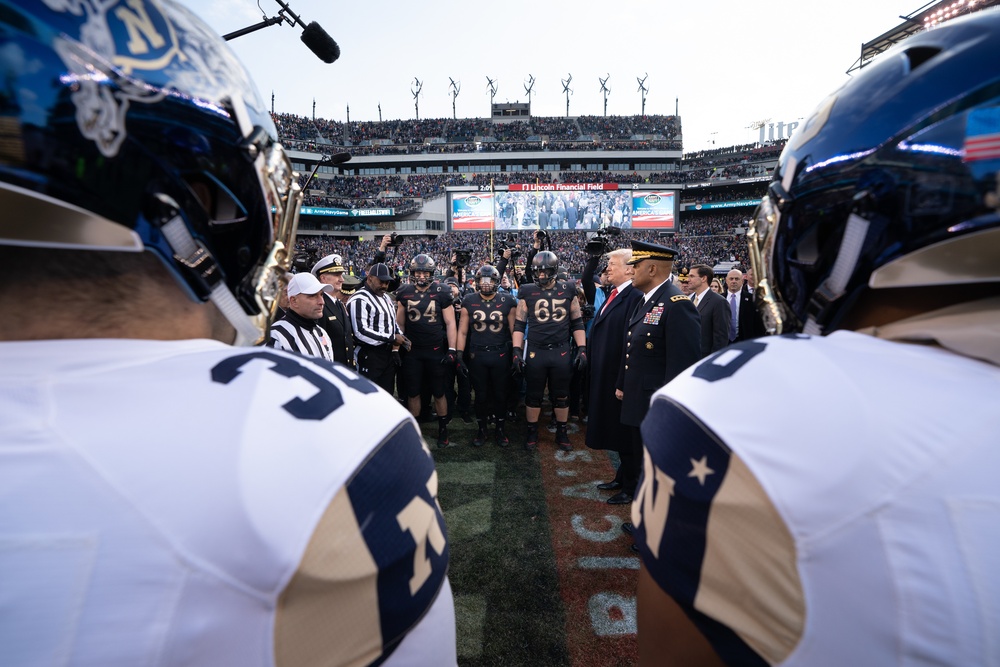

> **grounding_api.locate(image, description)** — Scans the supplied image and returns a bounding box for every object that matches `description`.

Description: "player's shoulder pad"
[343,418,449,652]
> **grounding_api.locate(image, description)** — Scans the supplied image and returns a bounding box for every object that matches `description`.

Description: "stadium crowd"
[294,213,749,281]
[272,111,684,155]
[276,112,681,144]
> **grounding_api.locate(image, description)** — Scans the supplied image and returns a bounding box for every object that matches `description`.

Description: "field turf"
[424,412,640,667]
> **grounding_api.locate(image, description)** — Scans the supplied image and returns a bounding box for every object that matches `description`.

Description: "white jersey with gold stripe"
[0,339,456,667]
[633,331,1000,666]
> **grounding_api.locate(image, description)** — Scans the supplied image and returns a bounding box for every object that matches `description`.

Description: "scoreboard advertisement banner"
[451,192,495,229]
[448,184,678,232]
[631,191,676,227]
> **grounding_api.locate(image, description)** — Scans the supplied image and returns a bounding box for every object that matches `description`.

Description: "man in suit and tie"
[725,268,764,343]
[586,247,644,497]
[613,241,701,506]
[689,264,730,358]
[313,254,356,367]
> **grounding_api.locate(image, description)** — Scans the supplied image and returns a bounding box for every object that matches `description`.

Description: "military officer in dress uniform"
[340,275,361,300]
[613,241,701,507]
[312,254,355,367]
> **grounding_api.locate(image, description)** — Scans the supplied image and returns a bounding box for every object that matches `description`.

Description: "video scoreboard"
[448,183,679,233]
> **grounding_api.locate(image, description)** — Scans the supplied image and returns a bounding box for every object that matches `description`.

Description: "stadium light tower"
[637,73,649,116]
[524,75,535,110]
[486,76,498,112]
[599,74,611,117]
[561,74,573,118]
[449,78,461,119]
[412,78,423,120]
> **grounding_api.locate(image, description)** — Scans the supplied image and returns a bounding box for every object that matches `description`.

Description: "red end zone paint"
[534,426,639,666]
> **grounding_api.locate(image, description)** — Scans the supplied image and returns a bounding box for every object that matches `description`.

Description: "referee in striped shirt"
[348,262,409,393]
[267,273,336,361]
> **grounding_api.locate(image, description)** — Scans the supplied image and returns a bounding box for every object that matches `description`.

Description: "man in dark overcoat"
[586,247,643,493]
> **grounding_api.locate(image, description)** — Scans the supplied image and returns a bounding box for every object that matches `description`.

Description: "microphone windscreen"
[326,152,351,164]
[301,22,340,63]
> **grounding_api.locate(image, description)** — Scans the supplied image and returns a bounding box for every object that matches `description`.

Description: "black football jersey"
[461,292,515,347]
[518,280,577,346]
[396,283,452,348]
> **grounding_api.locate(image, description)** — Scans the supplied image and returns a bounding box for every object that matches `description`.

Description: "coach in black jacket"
[689,264,729,358]
[613,241,701,505]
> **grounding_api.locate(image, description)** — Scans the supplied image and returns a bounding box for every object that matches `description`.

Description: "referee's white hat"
[288,272,334,297]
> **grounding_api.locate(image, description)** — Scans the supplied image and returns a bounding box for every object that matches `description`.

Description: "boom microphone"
[300,22,340,64]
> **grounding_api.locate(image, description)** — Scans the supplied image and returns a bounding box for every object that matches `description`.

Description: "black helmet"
[409,253,436,287]
[532,251,559,288]
[0,0,300,345]
[476,265,501,295]
[750,11,1000,335]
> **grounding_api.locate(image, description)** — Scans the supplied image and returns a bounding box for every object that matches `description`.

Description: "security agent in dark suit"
[613,241,701,505]
[689,263,730,358]
[312,253,355,367]
[725,268,765,342]
[586,247,644,492]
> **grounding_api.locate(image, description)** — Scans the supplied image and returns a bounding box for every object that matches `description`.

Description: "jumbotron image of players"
[511,250,588,451]
[456,265,517,447]
[395,254,459,447]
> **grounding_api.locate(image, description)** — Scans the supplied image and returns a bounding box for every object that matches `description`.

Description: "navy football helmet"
[750,11,1000,335]
[409,254,436,287]
[532,251,559,288]
[475,265,501,296]
[0,0,302,344]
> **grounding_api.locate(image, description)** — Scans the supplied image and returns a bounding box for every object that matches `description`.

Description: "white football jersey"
[633,331,1000,666]
[0,339,456,667]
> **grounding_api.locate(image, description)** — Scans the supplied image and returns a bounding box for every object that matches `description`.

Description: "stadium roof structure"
[847,0,1000,73]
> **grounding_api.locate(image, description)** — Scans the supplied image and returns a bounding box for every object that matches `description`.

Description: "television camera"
[453,249,472,268]
[585,226,623,256]
[292,244,319,273]
[496,233,522,258]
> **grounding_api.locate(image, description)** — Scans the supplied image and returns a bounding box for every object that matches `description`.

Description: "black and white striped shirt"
[267,309,335,361]
[348,286,400,347]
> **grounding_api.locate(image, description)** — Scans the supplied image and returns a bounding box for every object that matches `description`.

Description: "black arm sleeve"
[524,247,538,285]
[496,255,509,278]
[581,254,600,305]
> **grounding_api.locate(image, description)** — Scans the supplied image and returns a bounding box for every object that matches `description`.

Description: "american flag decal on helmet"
[964,106,1000,162]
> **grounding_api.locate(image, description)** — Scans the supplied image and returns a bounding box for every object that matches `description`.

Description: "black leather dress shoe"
[621,522,634,536]
[607,491,633,505]
[597,480,623,491]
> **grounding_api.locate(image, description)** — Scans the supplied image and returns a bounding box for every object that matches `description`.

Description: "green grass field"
[424,413,639,667]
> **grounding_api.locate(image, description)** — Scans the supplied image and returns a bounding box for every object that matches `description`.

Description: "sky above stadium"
[181,0,921,151]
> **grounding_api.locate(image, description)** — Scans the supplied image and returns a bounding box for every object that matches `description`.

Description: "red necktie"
[601,287,618,315]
